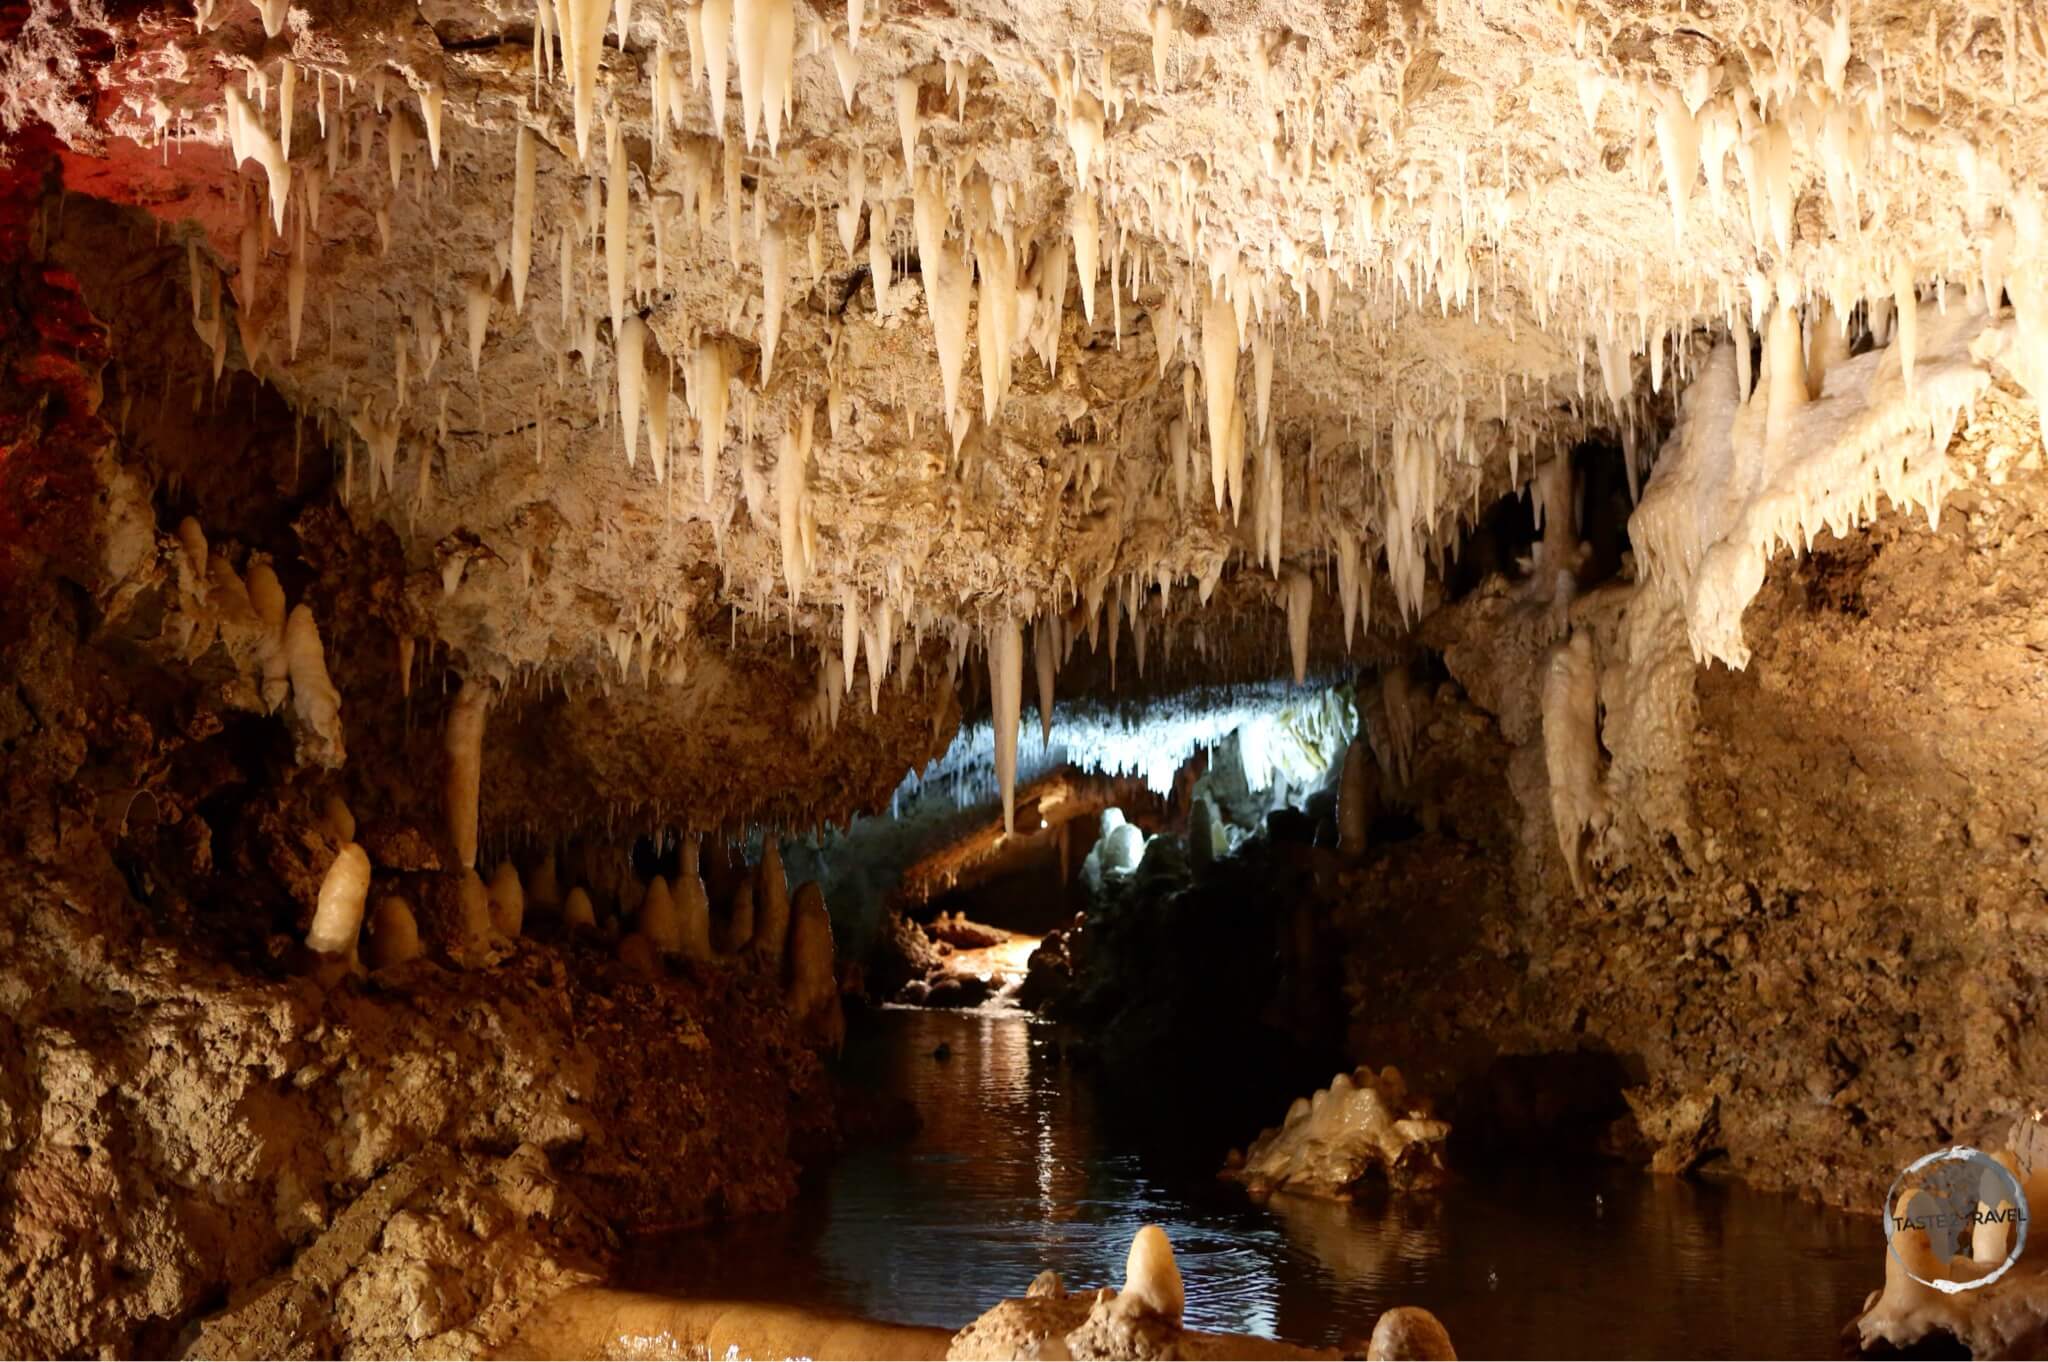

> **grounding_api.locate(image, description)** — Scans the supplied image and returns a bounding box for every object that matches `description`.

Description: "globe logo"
[1883,1146,2029,1293]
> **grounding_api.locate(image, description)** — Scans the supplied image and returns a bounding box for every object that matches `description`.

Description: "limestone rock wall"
[1347,384,2048,1210]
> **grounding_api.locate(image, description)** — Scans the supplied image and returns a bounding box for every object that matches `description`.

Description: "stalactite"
[988,615,1022,834]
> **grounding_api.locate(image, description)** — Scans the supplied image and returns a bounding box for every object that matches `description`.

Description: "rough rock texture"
[0,139,839,1359]
[1223,1065,1450,1198]
[1348,384,2048,1212]
[188,1143,612,1361]
[948,1275,1337,1362]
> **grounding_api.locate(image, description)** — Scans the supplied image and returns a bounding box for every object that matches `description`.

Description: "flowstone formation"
[1224,1065,1451,1198]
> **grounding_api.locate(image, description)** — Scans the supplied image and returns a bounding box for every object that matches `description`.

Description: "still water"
[628,1008,1876,1358]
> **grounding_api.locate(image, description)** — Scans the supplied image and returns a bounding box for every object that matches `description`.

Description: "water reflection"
[628,1011,1873,1358]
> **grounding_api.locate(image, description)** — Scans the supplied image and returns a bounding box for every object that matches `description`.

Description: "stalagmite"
[511,126,536,313]
[640,873,681,952]
[723,878,755,952]
[989,615,1023,834]
[1120,1226,1184,1325]
[368,896,423,970]
[306,842,371,967]
[752,840,790,966]
[677,860,713,960]
[443,678,489,869]
[787,881,842,1049]
[564,886,598,930]
[488,861,525,936]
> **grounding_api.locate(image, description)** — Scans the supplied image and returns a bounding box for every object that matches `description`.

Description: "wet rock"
[1226,1066,1450,1197]
[1367,1306,1458,1361]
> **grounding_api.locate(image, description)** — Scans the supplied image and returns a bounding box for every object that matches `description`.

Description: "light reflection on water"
[627,1010,1874,1358]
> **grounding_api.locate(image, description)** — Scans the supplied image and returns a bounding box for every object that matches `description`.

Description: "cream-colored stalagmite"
[640,874,681,952]
[306,842,371,966]
[443,678,489,870]
[677,855,714,960]
[1120,1226,1184,1325]
[564,886,598,930]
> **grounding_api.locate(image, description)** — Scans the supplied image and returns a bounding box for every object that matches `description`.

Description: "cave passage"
[6,0,2048,1356]
[621,1008,1875,1359]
